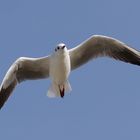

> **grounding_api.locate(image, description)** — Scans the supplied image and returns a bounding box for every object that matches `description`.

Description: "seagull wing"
[69,35,140,70]
[0,56,50,109]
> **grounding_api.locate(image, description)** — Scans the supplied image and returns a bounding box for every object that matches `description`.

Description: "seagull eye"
[57,46,60,50]
[62,45,65,49]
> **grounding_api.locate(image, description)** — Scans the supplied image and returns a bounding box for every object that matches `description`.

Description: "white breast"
[49,51,71,85]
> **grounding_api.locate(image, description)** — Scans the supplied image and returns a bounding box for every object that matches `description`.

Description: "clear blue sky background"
[0,0,140,140]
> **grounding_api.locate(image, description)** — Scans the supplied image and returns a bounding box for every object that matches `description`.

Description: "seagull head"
[55,43,67,53]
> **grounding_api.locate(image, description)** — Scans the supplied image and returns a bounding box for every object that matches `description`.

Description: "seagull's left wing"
[0,56,50,109]
[69,35,140,70]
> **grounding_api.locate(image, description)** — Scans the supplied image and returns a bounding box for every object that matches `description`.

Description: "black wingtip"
[0,80,17,110]
[0,87,8,109]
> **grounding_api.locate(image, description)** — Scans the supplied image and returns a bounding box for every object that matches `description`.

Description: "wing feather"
[69,35,140,70]
[0,56,50,109]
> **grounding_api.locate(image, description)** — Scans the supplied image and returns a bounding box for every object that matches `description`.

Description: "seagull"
[0,35,140,109]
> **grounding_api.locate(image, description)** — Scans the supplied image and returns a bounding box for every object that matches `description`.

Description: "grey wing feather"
[0,56,50,109]
[16,56,50,82]
[69,35,140,70]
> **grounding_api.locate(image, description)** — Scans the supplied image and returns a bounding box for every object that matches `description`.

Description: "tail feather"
[64,80,72,92]
[47,83,59,98]
[47,80,72,98]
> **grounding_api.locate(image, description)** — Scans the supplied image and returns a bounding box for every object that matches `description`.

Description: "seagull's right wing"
[0,56,50,109]
[69,35,140,70]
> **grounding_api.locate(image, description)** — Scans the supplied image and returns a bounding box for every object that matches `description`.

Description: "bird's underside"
[0,35,140,109]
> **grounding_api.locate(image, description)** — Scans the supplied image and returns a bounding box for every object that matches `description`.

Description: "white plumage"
[48,43,71,97]
[0,35,140,109]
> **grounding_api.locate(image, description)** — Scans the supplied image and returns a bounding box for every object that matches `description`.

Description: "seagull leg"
[59,85,65,98]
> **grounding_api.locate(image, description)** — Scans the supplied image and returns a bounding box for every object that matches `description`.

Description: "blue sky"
[0,0,140,139]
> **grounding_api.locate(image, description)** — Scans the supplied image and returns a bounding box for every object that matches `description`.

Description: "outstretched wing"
[69,35,140,70]
[0,56,50,109]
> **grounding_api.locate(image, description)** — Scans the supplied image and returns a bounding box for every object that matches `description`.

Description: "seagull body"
[0,35,140,109]
[48,43,71,98]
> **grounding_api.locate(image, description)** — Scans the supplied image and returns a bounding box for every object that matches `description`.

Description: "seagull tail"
[64,80,72,93]
[47,83,59,98]
[47,80,72,98]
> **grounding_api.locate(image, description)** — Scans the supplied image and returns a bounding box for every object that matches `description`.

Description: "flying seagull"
[0,35,140,109]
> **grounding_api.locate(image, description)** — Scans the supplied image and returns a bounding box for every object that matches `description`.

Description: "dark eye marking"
[57,46,60,50]
[62,45,65,49]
